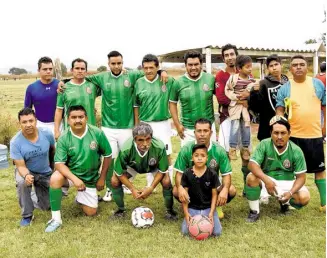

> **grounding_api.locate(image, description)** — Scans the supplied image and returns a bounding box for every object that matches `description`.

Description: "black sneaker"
[98,195,103,202]
[280,203,291,215]
[246,210,259,223]
[111,209,126,219]
[165,209,178,221]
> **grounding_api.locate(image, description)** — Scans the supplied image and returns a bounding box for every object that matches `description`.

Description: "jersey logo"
[161,84,167,92]
[124,80,131,87]
[205,182,211,186]
[319,162,325,167]
[89,141,97,150]
[209,159,217,169]
[46,87,51,90]
[86,87,92,94]
[283,159,291,169]
[149,158,157,167]
[202,84,210,91]
[215,82,219,88]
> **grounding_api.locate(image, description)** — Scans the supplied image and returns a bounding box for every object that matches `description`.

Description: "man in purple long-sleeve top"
[24,57,60,135]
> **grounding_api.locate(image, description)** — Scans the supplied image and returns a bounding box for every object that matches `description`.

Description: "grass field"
[0,79,325,258]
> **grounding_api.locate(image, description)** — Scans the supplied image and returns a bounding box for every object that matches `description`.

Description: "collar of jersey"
[110,71,123,78]
[133,141,149,158]
[273,141,289,156]
[144,74,159,84]
[195,140,212,151]
[70,125,88,140]
[69,79,86,86]
[184,72,203,82]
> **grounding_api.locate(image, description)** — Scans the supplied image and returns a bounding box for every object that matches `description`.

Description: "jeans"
[229,119,250,148]
[15,169,51,218]
[181,208,222,236]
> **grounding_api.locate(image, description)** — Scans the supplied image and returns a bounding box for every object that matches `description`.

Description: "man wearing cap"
[245,115,310,222]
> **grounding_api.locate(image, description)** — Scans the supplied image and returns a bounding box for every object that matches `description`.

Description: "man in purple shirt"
[24,57,60,135]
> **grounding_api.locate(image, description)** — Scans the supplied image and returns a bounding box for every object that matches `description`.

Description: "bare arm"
[182,187,190,223]
[276,106,285,116]
[14,159,34,186]
[248,161,276,195]
[96,156,112,191]
[169,102,185,139]
[217,174,231,206]
[55,163,85,191]
[210,188,218,219]
[54,108,63,140]
[134,107,140,125]
[280,173,306,203]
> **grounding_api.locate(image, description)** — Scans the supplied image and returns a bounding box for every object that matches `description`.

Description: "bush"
[0,112,19,147]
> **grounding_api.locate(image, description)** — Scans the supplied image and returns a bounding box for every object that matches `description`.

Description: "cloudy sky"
[0,0,325,73]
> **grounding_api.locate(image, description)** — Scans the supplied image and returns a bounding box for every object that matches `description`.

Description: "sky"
[0,0,325,73]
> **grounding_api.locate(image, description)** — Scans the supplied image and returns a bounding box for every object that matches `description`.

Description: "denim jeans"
[181,208,222,236]
[229,119,250,148]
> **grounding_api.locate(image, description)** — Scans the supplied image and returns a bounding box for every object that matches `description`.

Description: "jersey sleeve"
[54,137,68,163]
[293,148,307,174]
[169,79,179,103]
[86,73,103,87]
[250,141,266,166]
[24,85,33,108]
[114,151,128,176]
[174,147,189,173]
[56,92,64,109]
[215,72,231,106]
[130,70,145,84]
[158,148,169,173]
[249,80,266,113]
[133,81,140,107]
[10,140,23,160]
[181,171,190,188]
[276,83,289,108]
[218,150,232,176]
[98,131,112,157]
[313,78,326,105]
[211,171,220,188]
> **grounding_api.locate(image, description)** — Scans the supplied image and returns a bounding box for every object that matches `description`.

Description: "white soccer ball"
[131,206,154,228]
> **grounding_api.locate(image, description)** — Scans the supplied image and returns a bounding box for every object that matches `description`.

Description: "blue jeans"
[229,119,250,148]
[181,208,222,236]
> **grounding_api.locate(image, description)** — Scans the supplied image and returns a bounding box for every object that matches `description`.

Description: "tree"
[8,67,28,75]
[60,63,67,76]
[305,10,326,46]
[97,65,107,72]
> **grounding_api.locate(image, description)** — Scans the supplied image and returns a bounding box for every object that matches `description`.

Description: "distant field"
[0,78,325,258]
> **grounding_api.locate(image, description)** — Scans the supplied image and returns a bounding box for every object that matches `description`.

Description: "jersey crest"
[89,141,97,150]
[124,79,131,87]
[209,159,217,169]
[283,159,291,169]
[202,84,210,91]
[149,158,157,167]
[161,84,167,92]
[86,87,92,94]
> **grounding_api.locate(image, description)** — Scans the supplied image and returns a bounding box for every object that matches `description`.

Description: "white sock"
[146,173,154,187]
[168,165,174,184]
[52,210,62,224]
[248,200,260,213]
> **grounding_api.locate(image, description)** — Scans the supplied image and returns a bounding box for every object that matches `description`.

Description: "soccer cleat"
[122,185,132,195]
[240,147,251,161]
[246,210,259,223]
[111,209,127,219]
[165,209,178,220]
[228,148,237,160]
[319,205,326,212]
[45,219,62,232]
[20,215,34,227]
[62,187,69,197]
[102,188,112,202]
[216,206,224,219]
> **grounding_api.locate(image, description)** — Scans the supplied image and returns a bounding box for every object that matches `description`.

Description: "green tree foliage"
[97,65,107,72]
[8,67,28,75]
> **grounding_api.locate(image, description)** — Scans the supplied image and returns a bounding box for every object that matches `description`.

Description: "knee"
[49,171,65,188]
[298,192,310,206]
[111,175,121,188]
[246,173,259,187]
[83,207,97,216]
[161,175,172,189]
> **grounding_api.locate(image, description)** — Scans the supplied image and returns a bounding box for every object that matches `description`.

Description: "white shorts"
[67,180,98,208]
[145,120,172,155]
[37,120,63,136]
[260,175,309,199]
[124,167,166,179]
[181,123,217,147]
[102,127,132,159]
[218,117,252,152]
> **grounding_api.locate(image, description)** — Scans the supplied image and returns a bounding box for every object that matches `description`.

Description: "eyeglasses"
[269,115,288,126]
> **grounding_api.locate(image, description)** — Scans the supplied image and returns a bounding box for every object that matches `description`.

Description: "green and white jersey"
[55,125,112,187]
[250,139,307,181]
[169,72,215,129]
[56,80,100,129]
[174,140,232,176]
[86,70,144,129]
[115,137,168,176]
[134,75,173,122]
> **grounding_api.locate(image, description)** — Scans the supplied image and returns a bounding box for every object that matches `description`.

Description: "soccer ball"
[188,215,213,240]
[131,206,154,228]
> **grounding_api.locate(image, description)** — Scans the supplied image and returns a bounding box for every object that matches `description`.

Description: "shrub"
[0,112,19,147]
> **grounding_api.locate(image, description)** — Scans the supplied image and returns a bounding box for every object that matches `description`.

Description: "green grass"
[0,79,325,258]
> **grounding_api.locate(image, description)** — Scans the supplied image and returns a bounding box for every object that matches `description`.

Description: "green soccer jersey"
[174,140,232,176]
[115,137,168,176]
[86,70,144,129]
[56,80,100,129]
[55,125,112,187]
[250,139,307,181]
[169,72,215,129]
[134,76,173,122]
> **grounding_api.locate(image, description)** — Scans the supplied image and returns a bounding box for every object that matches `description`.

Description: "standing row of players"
[11,44,325,234]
